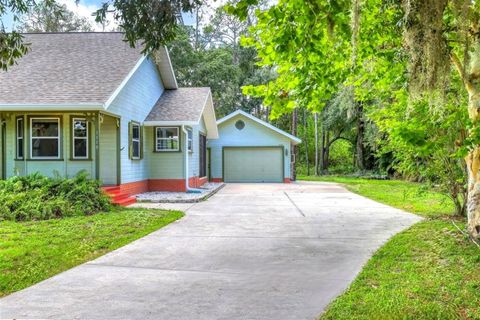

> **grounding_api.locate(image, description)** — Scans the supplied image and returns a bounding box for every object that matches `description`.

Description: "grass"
[0,208,183,297]
[299,175,480,320]
[300,175,454,218]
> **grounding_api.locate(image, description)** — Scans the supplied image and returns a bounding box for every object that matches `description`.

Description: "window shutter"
[140,125,144,159]
[128,121,133,159]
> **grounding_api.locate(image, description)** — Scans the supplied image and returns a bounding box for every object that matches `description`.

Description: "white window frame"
[30,117,61,159]
[131,123,141,160]
[16,117,24,159]
[187,127,193,152]
[155,127,180,152]
[72,118,88,159]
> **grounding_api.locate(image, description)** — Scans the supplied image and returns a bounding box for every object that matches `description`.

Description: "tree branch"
[451,51,474,94]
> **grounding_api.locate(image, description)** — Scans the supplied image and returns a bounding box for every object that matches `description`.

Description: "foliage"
[0,208,183,296]
[321,219,480,319]
[372,86,468,215]
[0,172,111,221]
[168,6,270,118]
[95,0,200,53]
[18,1,93,32]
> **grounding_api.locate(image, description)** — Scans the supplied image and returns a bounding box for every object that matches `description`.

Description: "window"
[16,117,24,159]
[130,122,141,159]
[156,127,179,151]
[72,118,88,159]
[199,134,207,177]
[30,118,60,159]
[187,128,193,152]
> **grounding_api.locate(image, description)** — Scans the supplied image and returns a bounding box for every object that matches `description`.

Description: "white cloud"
[58,0,118,31]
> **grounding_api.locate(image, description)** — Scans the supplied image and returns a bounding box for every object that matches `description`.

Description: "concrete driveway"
[0,182,421,320]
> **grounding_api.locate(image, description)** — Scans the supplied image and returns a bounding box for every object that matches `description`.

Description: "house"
[209,110,301,183]
[0,32,300,204]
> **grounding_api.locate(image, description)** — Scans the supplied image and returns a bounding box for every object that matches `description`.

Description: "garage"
[208,110,301,183]
[223,147,284,183]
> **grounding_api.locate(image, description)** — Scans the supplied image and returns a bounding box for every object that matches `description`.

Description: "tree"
[19,2,93,32]
[398,0,480,237]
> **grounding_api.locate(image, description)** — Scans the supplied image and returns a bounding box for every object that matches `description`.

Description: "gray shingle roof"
[145,88,211,122]
[0,32,142,105]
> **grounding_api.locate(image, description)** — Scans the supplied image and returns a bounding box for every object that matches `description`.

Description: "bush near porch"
[299,176,480,319]
[0,172,111,221]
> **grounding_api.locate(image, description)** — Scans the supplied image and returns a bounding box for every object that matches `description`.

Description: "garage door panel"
[224,147,283,183]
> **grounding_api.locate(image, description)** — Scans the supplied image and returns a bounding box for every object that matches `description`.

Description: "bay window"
[30,117,60,159]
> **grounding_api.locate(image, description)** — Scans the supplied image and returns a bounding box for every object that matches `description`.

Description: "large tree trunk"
[452,49,480,238]
[355,102,366,171]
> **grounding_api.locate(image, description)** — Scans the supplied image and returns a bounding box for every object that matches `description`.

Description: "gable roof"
[217,110,302,145]
[144,87,219,139]
[0,32,177,109]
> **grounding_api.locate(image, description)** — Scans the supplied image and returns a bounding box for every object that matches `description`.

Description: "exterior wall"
[2,112,96,179]
[208,114,292,181]
[188,116,207,178]
[106,56,165,184]
[145,126,184,179]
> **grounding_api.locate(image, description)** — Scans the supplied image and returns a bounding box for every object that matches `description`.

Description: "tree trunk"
[451,49,480,238]
[320,125,325,175]
[303,109,310,176]
[355,102,365,171]
[324,131,330,171]
[291,109,298,181]
[314,112,319,176]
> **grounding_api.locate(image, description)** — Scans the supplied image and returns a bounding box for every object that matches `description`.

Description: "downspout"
[182,125,202,193]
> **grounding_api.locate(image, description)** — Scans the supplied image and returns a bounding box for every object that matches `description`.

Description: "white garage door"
[224,147,283,183]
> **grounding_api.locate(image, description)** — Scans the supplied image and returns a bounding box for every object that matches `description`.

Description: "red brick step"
[101,186,136,206]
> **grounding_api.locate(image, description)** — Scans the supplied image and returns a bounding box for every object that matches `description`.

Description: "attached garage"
[209,110,301,183]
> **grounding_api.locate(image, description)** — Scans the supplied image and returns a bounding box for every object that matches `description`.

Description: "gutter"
[181,125,202,194]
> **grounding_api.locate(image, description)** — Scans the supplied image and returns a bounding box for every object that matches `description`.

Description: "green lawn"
[0,208,183,297]
[299,175,480,320]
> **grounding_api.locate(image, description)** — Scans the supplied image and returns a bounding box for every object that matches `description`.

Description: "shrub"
[0,172,111,221]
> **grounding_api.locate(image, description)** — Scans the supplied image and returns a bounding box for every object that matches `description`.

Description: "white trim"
[72,117,89,159]
[131,122,141,159]
[30,117,61,159]
[144,120,197,126]
[155,126,180,152]
[0,104,103,111]
[217,110,302,144]
[163,47,179,89]
[104,55,148,109]
[196,90,219,139]
[16,117,24,159]
[186,127,193,152]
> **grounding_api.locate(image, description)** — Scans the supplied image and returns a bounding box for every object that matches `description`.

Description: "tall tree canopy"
[18,2,93,32]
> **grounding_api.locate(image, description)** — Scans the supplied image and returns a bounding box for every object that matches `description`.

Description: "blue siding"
[106,56,164,184]
[208,114,292,180]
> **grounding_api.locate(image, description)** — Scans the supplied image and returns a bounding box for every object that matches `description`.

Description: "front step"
[102,186,136,207]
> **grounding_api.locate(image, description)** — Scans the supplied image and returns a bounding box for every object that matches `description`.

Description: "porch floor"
[134,183,224,203]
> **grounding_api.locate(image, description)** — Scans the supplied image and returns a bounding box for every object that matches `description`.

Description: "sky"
[1,0,221,32]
